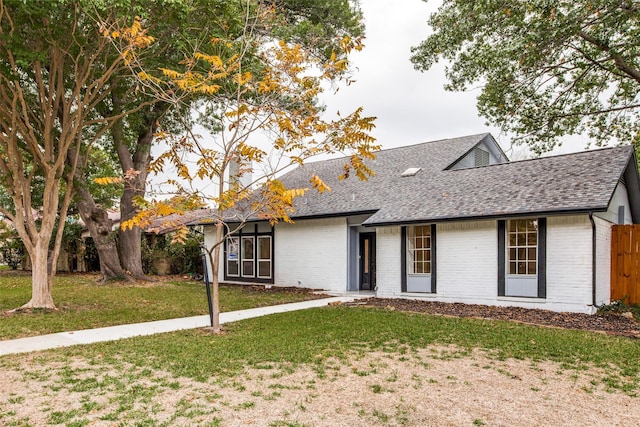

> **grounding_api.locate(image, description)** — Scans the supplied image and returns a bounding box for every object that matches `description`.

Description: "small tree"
[124,3,377,332]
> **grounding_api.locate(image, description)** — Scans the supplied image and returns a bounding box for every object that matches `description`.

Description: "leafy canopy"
[111,1,376,233]
[411,0,640,153]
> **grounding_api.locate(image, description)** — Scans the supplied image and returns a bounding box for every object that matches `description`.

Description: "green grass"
[2,305,639,425]
[0,272,322,339]
[51,306,640,386]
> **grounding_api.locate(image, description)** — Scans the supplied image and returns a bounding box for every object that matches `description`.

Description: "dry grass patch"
[1,347,639,426]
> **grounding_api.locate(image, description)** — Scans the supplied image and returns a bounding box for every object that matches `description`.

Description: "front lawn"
[0,272,322,340]
[1,306,639,426]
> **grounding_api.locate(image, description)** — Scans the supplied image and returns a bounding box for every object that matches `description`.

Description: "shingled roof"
[277,133,640,226]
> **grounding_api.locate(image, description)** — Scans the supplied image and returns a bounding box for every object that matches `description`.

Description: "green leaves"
[411,0,640,153]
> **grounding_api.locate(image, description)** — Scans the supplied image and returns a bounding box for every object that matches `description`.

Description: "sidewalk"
[0,296,360,356]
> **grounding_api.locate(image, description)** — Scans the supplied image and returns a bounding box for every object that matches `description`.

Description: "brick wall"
[274,217,347,292]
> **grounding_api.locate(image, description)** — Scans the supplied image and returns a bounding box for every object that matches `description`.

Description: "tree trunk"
[76,186,129,281]
[112,98,166,279]
[117,154,149,278]
[69,143,129,281]
[207,221,224,333]
[22,240,56,309]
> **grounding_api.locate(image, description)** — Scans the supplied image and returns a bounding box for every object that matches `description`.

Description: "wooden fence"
[611,224,640,304]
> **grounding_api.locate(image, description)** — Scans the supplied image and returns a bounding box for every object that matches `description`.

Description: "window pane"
[407,225,431,275]
[227,260,239,276]
[242,260,254,277]
[415,262,423,274]
[506,219,538,276]
[258,236,271,260]
[258,260,271,278]
[509,262,517,275]
[242,237,254,259]
[241,236,255,277]
[518,262,526,275]
[227,237,239,261]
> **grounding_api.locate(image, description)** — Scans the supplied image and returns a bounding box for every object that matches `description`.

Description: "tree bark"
[108,87,168,279]
[22,239,56,309]
[68,145,130,281]
[116,118,156,278]
[76,185,129,281]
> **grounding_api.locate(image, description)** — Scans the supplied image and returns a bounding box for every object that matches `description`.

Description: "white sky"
[321,0,588,158]
[150,0,591,198]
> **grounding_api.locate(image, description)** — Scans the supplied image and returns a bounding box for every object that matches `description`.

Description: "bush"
[0,239,25,269]
[597,297,640,320]
[142,230,203,276]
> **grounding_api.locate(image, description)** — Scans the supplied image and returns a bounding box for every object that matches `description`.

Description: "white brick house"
[203,133,640,314]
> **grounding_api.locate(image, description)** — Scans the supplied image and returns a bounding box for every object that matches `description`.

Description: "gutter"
[589,212,599,309]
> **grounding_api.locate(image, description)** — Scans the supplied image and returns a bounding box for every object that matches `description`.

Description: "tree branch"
[578,30,640,83]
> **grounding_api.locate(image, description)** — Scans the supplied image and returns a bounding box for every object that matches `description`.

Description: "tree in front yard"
[0,1,153,308]
[122,2,378,332]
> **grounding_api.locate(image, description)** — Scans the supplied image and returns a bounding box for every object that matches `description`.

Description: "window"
[407,225,431,274]
[498,218,546,298]
[402,224,436,293]
[241,236,255,277]
[507,219,537,275]
[257,236,272,279]
[224,223,274,283]
[226,237,239,277]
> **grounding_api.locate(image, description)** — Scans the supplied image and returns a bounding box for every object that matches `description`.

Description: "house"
[203,133,640,314]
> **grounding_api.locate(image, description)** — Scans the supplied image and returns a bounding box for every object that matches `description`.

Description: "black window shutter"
[401,226,407,292]
[430,224,437,293]
[537,218,547,298]
[497,220,505,296]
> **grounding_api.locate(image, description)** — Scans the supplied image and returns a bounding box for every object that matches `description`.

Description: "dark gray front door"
[359,233,376,291]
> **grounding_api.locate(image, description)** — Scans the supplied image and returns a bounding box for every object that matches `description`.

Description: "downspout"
[588,212,599,309]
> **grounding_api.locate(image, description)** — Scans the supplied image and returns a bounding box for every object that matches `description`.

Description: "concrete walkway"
[0,296,360,357]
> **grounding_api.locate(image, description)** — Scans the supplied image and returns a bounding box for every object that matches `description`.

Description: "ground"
[351,298,640,338]
[1,292,639,425]
[1,346,639,426]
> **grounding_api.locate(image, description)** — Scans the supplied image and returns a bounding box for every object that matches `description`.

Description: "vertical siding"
[436,220,498,303]
[375,226,402,297]
[274,217,347,292]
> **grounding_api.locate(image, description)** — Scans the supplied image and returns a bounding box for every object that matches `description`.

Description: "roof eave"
[363,206,610,227]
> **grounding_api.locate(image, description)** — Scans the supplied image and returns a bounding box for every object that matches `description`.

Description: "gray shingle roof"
[276,133,637,226]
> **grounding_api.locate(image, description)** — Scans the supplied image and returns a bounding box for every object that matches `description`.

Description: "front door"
[359,233,376,291]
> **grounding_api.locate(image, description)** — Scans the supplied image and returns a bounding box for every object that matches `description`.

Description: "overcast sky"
[323,0,587,158]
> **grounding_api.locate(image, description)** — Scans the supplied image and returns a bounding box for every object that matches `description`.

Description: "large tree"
[127,1,377,332]
[82,0,367,280]
[0,0,152,308]
[410,0,640,153]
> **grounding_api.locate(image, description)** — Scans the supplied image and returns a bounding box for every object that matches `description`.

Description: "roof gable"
[446,134,509,170]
